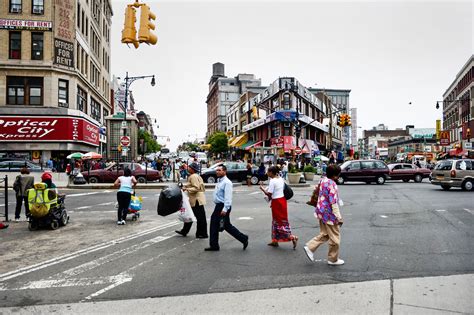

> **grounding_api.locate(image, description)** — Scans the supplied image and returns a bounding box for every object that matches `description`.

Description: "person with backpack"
[260,165,298,249]
[13,167,34,222]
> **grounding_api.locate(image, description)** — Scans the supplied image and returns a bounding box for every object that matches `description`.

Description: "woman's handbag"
[283,183,294,200]
[306,180,322,207]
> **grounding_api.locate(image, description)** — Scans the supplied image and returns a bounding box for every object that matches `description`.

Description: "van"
[195,152,208,164]
[430,159,474,191]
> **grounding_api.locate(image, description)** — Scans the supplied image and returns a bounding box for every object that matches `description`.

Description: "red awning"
[448,149,467,156]
[245,141,263,150]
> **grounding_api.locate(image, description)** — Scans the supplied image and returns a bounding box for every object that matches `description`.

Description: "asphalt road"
[0,181,473,307]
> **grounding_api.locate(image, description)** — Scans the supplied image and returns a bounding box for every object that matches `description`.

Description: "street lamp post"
[119,72,155,160]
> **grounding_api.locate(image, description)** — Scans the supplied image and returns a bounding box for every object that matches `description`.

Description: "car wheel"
[414,174,423,183]
[376,176,385,185]
[137,176,146,183]
[441,185,451,191]
[402,179,410,183]
[337,177,345,185]
[89,177,99,184]
[250,176,259,185]
[206,176,216,184]
[461,180,473,191]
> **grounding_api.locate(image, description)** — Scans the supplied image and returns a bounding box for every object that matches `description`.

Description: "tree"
[138,130,161,154]
[207,132,228,155]
[177,142,199,152]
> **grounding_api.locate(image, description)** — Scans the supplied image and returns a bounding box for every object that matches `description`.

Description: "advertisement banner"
[439,130,450,146]
[0,116,99,146]
[54,38,74,69]
[436,120,441,140]
[0,18,52,31]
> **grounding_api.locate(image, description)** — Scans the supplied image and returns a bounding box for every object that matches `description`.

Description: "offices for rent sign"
[54,0,75,69]
[0,116,99,146]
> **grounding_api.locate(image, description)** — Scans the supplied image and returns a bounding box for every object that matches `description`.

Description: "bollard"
[4,175,8,222]
[145,161,148,184]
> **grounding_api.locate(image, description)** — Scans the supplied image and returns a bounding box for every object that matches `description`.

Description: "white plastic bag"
[177,192,196,223]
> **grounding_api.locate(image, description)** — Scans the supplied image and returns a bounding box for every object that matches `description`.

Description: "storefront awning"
[242,141,263,150]
[228,137,236,145]
[229,133,248,147]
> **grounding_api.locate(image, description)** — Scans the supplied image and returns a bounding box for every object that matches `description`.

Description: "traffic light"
[467,128,471,139]
[252,106,258,120]
[346,114,352,126]
[121,5,139,48]
[138,4,157,45]
[337,115,342,127]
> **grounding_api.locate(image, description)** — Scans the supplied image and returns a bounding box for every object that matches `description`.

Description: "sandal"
[267,241,279,247]
[291,236,298,250]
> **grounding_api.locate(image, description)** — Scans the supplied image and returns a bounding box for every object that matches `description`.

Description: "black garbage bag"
[157,184,183,216]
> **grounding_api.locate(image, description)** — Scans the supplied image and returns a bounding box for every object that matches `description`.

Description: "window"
[403,164,414,169]
[10,0,22,13]
[58,79,69,107]
[77,86,87,113]
[31,32,43,60]
[102,108,109,122]
[361,161,375,169]
[32,0,44,14]
[7,76,43,105]
[349,162,361,170]
[90,98,101,121]
[456,160,472,171]
[9,32,21,59]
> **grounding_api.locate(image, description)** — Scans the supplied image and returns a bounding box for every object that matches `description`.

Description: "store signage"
[54,38,74,68]
[0,116,99,146]
[0,18,52,30]
[439,131,450,146]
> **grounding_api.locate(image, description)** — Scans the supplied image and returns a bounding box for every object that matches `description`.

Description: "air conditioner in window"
[59,101,69,108]
[284,122,291,128]
[10,7,20,13]
[33,7,43,14]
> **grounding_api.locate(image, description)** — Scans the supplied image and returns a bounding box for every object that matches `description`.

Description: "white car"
[195,152,208,164]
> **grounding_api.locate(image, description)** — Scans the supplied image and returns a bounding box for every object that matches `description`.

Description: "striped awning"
[230,133,248,147]
[242,141,263,150]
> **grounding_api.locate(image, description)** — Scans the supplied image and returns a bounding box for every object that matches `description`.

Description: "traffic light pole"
[120,72,155,160]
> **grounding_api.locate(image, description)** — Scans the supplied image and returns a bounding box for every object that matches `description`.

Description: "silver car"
[430,159,474,191]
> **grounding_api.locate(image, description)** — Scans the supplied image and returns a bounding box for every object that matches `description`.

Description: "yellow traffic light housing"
[252,106,259,120]
[121,5,139,48]
[346,115,352,126]
[138,4,157,45]
[337,115,342,127]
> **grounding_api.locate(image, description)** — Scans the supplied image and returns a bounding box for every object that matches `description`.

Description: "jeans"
[209,203,248,249]
[117,191,132,221]
[15,195,30,219]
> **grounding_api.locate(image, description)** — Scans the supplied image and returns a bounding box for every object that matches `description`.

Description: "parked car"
[430,159,474,191]
[201,162,267,184]
[388,163,431,183]
[195,152,208,164]
[82,162,161,183]
[0,160,47,172]
[338,160,390,185]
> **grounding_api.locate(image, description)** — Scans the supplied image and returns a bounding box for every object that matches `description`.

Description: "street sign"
[121,121,127,129]
[120,136,130,146]
[294,146,302,155]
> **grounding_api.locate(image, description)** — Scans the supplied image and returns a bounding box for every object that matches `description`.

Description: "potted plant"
[287,162,301,184]
[303,165,316,181]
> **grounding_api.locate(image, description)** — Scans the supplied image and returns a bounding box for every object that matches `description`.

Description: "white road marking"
[82,274,133,301]
[436,209,447,212]
[67,192,103,197]
[237,217,254,220]
[0,221,179,282]
[75,206,91,210]
[60,236,172,278]
[249,191,260,195]
[0,275,131,291]
[380,215,388,218]
[463,208,473,215]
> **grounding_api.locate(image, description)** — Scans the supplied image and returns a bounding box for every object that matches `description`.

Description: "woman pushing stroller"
[114,167,137,225]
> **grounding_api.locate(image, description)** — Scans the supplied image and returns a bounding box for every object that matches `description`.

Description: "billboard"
[0,116,99,146]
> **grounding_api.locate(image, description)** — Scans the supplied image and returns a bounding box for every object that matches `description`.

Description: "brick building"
[0,0,112,164]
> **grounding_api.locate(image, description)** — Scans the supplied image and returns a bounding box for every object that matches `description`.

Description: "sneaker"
[303,246,314,262]
[117,221,123,225]
[327,259,345,266]
[121,220,126,225]
[15,218,20,222]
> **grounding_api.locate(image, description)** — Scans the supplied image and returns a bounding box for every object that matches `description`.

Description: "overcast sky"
[111,0,473,151]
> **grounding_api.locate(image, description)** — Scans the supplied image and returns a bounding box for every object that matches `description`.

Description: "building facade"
[206,62,261,137]
[0,0,112,165]
[441,55,473,153]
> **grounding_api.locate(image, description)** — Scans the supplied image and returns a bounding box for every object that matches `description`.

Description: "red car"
[388,163,431,183]
[82,162,161,183]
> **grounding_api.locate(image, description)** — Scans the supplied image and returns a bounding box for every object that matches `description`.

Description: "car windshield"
[434,160,452,170]
[341,161,351,169]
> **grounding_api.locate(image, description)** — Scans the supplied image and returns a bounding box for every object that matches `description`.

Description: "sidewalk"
[1,274,471,314]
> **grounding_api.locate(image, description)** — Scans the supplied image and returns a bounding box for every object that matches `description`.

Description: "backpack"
[27,183,57,218]
[283,183,293,200]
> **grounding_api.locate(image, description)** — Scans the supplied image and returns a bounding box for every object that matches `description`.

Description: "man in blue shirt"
[205,164,249,251]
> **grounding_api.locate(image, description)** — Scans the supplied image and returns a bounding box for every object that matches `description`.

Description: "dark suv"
[201,162,266,184]
[338,160,390,185]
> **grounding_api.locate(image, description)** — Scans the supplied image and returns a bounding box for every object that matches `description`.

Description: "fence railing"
[0,175,9,222]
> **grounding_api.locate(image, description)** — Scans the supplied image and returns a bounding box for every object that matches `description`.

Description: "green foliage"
[288,162,299,173]
[178,142,200,152]
[138,130,161,153]
[207,132,229,155]
[303,165,316,173]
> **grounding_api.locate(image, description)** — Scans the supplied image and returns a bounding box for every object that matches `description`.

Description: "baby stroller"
[27,183,69,231]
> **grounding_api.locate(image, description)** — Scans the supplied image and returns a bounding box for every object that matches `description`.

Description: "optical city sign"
[0,116,99,146]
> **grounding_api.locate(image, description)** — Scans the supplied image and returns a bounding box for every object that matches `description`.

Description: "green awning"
[239,141,256,149]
